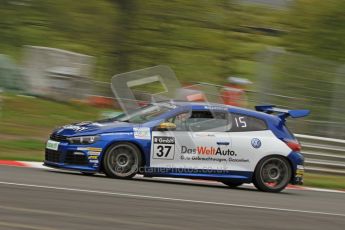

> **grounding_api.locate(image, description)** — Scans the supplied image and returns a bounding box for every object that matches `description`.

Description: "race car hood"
[53,120,137,136]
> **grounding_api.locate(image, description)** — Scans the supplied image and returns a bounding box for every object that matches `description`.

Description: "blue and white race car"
[44,102,309,192]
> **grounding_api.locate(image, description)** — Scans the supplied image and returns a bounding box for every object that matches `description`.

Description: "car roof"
[157,100,230,108]
[155,100,277,121]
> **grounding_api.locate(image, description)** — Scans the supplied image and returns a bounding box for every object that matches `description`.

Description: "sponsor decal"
[181,155,228,163]
[204,105,228,111]
[152,136,175,160]
[77,147,88,151]
[297,165,304,169]
[181,146,236,156]
[102,132,133,136]
[87,147,102,152]
[61,125,87,132]
[228,158,250,162]
[133,127,151,140]
[76,147,102,158]
[88,155,98,160]
[154,136,175,144]
[193,133,218,137]
[77,147,102,152]
[251,138,261,149]
[179,145,249,163]
[296,165,304,177]
[89,159,99,163]
[88,151,101,156]
[46,140,59,151]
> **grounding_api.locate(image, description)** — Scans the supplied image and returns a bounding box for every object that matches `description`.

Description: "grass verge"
[303,173,345,190]
[0,94,111,161]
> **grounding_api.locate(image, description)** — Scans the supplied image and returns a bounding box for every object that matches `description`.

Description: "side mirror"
[156,122,176,131]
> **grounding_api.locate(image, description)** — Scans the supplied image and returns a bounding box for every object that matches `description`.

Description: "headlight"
[67,135,100,144]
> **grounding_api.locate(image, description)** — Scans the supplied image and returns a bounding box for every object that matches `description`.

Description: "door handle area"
[194,133,215,137]
[217,142,230,145]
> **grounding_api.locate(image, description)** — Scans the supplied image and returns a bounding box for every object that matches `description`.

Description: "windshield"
[111,65,181,114]
[107,104,175,124]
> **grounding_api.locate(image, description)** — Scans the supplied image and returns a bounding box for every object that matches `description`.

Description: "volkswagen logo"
[251,138,262,149]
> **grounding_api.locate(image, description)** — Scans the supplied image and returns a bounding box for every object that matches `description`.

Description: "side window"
[230,113,267,132]
[167,110,230,132]
[167,112,190,131]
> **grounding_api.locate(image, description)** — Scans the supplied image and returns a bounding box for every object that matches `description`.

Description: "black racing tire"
[103,142,142,179]
[221,181,243,188]
[253,156,291,193]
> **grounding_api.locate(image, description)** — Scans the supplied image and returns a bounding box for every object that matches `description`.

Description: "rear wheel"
[221,181,243,188]
[253,156,291,193]
[103,142,142,179]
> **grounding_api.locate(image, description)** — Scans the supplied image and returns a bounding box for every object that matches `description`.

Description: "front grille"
[46,149,89,166]
[50,133,67,142]
[65,151,88,165]
[45,149,61,163]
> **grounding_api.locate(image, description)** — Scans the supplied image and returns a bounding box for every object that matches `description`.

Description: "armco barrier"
[296,134,345,175]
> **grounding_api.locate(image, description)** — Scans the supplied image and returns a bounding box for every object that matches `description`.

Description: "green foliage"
[0,139,43,150]
[1,0,343,83]
[0,94,105,137]
[0,0,118,79]
[0,0,288,83]
[0,94,114,161]
[284,0,345,62]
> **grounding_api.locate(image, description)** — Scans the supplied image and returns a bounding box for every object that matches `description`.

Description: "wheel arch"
[99,140,147,173]
[254,154,294,182]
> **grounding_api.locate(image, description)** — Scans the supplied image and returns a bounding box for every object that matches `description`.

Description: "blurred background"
[0,0,344,186]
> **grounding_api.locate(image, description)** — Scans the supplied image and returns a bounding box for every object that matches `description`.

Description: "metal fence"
[296,134,345,176]
[255,48,345,139]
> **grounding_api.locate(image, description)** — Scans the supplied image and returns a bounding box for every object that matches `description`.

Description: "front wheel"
[253,156,291,193]
[103,142,142,179]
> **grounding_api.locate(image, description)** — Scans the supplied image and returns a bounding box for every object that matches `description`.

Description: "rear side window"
[230,113,267,132]
[188,110,230,132]
[167,110,230,132]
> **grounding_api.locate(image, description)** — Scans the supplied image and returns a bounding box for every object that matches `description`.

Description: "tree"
[284,0,345,62]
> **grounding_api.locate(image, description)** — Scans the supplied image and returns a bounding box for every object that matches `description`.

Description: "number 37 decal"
[152,136,175,160]
[156,145,172,157]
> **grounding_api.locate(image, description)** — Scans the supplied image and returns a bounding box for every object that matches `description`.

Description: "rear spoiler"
[255,105,310,121]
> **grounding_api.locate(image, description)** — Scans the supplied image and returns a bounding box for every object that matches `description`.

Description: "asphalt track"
[0,165,344,230]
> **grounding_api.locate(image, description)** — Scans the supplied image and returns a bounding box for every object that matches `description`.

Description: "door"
[150,109,239,172]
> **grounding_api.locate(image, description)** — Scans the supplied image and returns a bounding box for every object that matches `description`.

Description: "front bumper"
[44,141,103,172]
[43,161,97,172]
